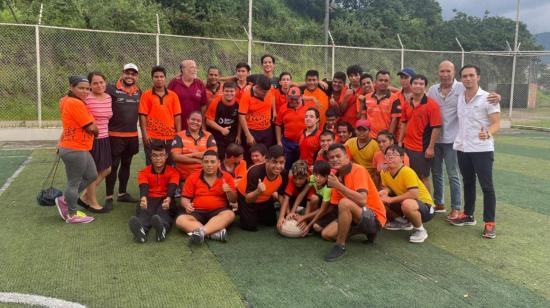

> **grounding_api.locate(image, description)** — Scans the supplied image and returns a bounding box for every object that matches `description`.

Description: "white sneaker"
[409,228,428,243]
[384,220,413,231]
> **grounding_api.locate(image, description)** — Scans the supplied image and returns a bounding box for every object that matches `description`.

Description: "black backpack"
[37,155,62,206]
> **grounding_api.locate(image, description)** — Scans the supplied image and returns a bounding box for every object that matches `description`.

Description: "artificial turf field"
[0,130,549,307]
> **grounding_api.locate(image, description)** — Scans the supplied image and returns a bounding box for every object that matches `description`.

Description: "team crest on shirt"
[195,90,202,98]
[171,139,178,146]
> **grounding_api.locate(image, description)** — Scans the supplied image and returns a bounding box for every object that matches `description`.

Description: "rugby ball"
[280,219,303,238]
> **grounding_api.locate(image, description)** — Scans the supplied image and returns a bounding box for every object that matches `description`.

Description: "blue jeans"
[432,143,461,210]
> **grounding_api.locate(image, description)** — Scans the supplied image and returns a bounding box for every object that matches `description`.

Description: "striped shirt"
[85,94,112,139]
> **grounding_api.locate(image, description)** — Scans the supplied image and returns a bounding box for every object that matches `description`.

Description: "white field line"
[0,292,85,308]
[0,155,32,197]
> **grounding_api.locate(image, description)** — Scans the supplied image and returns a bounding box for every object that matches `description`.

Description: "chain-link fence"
[1,23,550,129]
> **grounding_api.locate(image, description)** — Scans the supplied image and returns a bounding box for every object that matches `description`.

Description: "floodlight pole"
[397,34,404,69]
[36,3,43,128]
[156,14,160,65]
[247,0,253,66]
[509,0,520,119]
[455,37,465,69]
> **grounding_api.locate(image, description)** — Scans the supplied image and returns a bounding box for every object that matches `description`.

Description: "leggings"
[59,148,97,214]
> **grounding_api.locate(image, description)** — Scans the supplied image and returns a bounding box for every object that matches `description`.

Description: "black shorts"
[110,136,139,157]
[182,207,231,225]
[90,137,112,172]
[315,207,338,228]
[388,200,435,223]
[405,148,432,178]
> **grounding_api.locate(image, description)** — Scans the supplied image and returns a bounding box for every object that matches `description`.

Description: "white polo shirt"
[454,87,500,153]
[427,80,464,144]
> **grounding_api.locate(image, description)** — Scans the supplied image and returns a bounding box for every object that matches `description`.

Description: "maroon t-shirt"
[167,77,207,129]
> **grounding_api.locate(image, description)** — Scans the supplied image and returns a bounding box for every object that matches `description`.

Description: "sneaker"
[209,228,228,242]
[384,220,414,231]
[446,209,460,221]
[394,216,409,224]
[409,228,428,243]
[324,244,347,262]
[365,233,377,244]
[151,215,167,242]
[434,204,446,213]
[449,214,476,226]
[66,214,94,224]
[189,228,205,245]
[117,193,138,203]
[129,216,147,243]
[482,223,496,239]
[55,196,68,220]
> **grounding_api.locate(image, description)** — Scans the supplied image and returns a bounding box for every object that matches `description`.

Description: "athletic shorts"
[182,207,232,225]
[315,208,338,228]
[110,136,139,157]
[388,200,435,223]
[405,148,433,178]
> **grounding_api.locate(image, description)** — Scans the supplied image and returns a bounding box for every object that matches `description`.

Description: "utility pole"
[247,0,253,66]
[324,0,329,78]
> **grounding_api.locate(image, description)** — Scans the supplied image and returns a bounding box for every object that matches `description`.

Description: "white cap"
[123,63,139,72]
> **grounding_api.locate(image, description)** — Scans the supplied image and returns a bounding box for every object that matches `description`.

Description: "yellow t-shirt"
[345,137,379,177]
[381,165,434,206]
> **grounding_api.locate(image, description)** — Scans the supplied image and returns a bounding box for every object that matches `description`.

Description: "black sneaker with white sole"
[151,215,167,242]
[324,244,347,262]
[129,216,147,243]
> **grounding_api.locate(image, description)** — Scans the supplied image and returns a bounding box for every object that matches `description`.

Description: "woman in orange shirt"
[55,76,99,224]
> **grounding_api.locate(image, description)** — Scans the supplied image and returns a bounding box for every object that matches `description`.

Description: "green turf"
[0,150,244,308]
[1,131,549,307]
[0,150,31,187]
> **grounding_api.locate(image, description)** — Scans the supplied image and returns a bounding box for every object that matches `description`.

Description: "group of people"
[53,54,501,262]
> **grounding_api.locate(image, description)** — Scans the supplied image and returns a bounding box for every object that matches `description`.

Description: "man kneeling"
[176,150,237,245]
[129,143,180,243]
[379,145,435,243]
[324,144,387,262]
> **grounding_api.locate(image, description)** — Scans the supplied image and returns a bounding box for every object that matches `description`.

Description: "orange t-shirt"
[299,128,321,166]
[238,86,273,131]
[361,91,402,138]
[302,87,329,129]
[276,101,317,143]
[182,169,235,211]
[401,95,442,152]
[329,163,387,226]
[340,87,360,125]
[137,165,180,198]
[237,163,282,203]
[274,88,288,115]
[372,150,410,172]
[221,160,247,180]
[138,88,182,140]
[58,96,95,151]
[171,130,217,180]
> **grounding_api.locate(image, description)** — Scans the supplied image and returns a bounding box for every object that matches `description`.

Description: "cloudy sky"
[438,0,549,34]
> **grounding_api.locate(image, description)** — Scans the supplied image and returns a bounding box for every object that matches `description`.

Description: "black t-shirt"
[208,100,239,145]
[106,82,141,133]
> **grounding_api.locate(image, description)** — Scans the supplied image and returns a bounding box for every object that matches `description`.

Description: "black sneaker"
[324,245,347,262]
[151,215,167,242]
[104,198,114,211]
[129,216,146,243]
[189,228,205,246]
[365,232,377,244]
[117,193,138,203]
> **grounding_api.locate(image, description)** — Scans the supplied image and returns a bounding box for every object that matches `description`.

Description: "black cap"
[69,75,88,86]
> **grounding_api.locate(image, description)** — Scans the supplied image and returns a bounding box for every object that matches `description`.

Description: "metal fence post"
[397,34,404,70]
[35,4,43,128]
[509,43,520,118]
[247,0,253,66]
[328,31,335,78]
[155,14,160,65]
[455,37,464,69]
